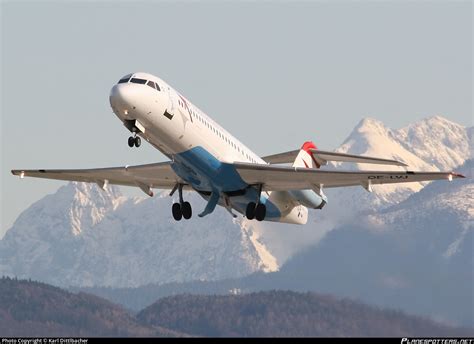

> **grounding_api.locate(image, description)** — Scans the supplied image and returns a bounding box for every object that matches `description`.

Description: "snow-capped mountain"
[0,182,277,288]
[339,115,471,171]
[330,115,471,209]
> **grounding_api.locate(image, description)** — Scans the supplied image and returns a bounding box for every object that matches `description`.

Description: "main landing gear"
[246,202,266,221]
[245,184,266,221]
[128,134,141,148]
[170,184,192,221]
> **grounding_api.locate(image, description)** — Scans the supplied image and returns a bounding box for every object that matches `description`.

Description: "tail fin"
[292,141,321,168]
[289,141,327,210]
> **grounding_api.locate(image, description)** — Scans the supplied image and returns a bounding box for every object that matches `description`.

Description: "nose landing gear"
[124,120,144,148]
[128,134,141,148]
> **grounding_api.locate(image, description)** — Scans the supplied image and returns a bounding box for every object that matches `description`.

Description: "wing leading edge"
[233,162,465,191]
[11,162,185,196]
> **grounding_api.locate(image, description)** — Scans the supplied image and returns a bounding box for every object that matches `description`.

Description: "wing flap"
[233,162,463,191]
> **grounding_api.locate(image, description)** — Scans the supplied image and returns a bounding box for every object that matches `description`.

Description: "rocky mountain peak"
[340,117,393,154]
[395,115,470,170]
[354,117,388,131]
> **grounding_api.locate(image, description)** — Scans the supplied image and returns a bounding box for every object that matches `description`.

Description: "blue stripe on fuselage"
[171,146,281,219]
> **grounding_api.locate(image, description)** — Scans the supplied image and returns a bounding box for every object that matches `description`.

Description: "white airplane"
[12,72,465,224]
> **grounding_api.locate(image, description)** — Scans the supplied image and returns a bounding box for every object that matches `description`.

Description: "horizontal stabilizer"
[309,149,408,167]
[262,149,407,167]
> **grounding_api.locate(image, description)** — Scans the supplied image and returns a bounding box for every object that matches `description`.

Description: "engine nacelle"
[288,189,326,209]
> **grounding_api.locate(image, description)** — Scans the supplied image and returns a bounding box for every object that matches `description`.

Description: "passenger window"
[130,78,147,84]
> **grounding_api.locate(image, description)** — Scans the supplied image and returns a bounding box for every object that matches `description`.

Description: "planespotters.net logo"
[402,339,473,344]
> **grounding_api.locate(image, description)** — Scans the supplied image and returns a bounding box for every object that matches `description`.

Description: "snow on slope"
[336,118,434,171]
[394,116,471,170]
[334,117,436,204]
[366,158,473,260]
[0,183,277,288]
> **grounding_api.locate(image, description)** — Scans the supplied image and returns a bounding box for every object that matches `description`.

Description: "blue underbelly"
[171,146,281,219]
[172,146,247,192]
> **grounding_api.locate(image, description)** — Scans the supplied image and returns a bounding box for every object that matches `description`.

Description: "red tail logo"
[300,141,320,168]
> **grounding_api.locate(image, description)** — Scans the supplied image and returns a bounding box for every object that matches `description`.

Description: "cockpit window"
[130,78,147,84]
[118,74,132,84]
[146,80,161,91]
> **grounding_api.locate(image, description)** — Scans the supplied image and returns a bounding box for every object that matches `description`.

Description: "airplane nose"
[110,84,119,100]
[109,84,136,116]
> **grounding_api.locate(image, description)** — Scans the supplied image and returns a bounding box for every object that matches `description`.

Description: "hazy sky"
[1,1,472,237]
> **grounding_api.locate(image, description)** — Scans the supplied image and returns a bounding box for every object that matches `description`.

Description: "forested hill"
[2,278,471,337]
[138,291,472,337]
[0,277,184,337]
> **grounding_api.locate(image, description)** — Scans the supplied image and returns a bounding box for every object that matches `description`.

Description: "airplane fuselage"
[109,72,320,224]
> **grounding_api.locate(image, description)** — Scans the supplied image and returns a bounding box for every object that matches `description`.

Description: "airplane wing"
[12,161,464,195]
[11,162,185,196]
[233,162,464,191]
[262,149,407,167]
